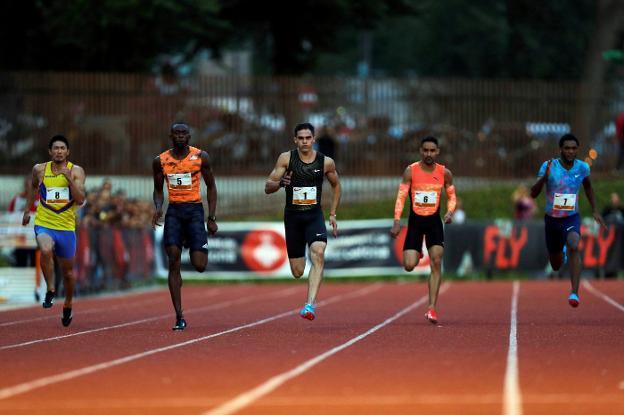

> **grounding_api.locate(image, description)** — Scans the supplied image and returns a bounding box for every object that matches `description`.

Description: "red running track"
[0,280,622,415]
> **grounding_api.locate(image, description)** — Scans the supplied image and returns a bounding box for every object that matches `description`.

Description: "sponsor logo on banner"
[241,229,288,273]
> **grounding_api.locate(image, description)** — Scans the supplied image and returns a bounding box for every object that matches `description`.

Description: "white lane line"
[0,283,383,400]
[0,286,302,351]
[583,280,624,312]
[202,283,451,415]
[0,287,224,327]
[502,280,522,415]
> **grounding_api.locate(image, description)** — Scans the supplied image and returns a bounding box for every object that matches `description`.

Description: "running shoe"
[61,307,72,327]
[425,308,438,324]
[568,293,579,308]
[42,291,55,309]
[299,303,316,321]
[172,317,187,331]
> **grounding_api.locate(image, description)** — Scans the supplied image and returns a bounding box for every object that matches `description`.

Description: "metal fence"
[1,72,621,178]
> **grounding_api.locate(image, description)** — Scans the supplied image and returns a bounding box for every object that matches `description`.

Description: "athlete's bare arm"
[200,151,218,235]
[582,176,606,228]
[324,156,341,237]
[391,166,412,238]
[265,152,291,194]
[530,159,552,198]
[443,168,455,224]
[22,164,45,226]
[67,165,86,206]
[152,156,165,229]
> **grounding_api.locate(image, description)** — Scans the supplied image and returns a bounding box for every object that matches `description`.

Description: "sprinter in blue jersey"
[531,134,605,307]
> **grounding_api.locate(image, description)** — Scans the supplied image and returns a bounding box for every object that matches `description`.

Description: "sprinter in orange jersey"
[152,122,218,331]
[390,136,457,325]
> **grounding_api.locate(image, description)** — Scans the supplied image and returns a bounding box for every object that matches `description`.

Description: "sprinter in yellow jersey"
[152,123,218,331]
[22,135,86,327]
[391,136,456,325]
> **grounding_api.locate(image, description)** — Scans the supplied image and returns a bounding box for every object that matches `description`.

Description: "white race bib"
[292,186,317,205]
[413,191,437,208]
[168,173,192,190]
[553,193,576,211]
[46,187,70,204]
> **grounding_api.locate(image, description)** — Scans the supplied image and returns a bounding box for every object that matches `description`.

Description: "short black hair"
[294,122,315,136]
[49,134,69,149]
[559,133,579,147]
[421,136,438,147]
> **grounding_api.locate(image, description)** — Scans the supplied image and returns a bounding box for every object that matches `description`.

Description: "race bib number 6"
[46,187,70,204]
[168,173,192,190]
[553,193,576,211]
[293,186,317,205]
[413,191,437,208]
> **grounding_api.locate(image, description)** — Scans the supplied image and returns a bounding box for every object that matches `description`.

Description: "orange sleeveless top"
[410,161,445,216]
[160,146,203,203]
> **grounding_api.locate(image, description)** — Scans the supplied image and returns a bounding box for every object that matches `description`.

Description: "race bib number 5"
[46,187,70,204]
[413,191,437,208]
[553,193,576,211]
[167,173,192,190]
[293,186,317,205]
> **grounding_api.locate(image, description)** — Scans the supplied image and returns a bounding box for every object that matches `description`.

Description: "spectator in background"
[512,184,536,220]
[9,177,39,266]
[316,126,337,159]
[602,192,624,224]
[615,112,624,173]
[451,197,466,224]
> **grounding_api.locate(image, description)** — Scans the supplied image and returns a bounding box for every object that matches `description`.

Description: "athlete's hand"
[593,211,607,229]
[543,159,553,180]
[152,210,163,229]
[443,211,453,224]
[22,211,31,226]
[279,171,292,188]
[207,219,218,235]
[390,221,401,238]
[329,214,338,237]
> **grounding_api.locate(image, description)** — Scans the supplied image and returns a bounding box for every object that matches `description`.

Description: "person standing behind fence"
[22,135,86,327]
[530,133,605,308]
[391,136,456,325]
[265,122,341,321]
[152,122,218,331]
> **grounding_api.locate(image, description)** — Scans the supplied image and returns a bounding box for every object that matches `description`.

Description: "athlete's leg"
[288,257,306,278]
[566,231,581,294]
[306,241,327,305]
[166,245,184,318]
[403,249,422,271]
[427,245,444,310]
[549,251,565,272]
[56,257,76,308]
[190,251,207,272]
[35,233,56,294]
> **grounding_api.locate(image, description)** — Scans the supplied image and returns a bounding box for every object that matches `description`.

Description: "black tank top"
[285,150,325,212]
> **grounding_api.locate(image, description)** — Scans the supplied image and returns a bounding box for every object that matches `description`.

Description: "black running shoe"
[61,307,73,327]
[42,291,55,309]
[172,317,187,331]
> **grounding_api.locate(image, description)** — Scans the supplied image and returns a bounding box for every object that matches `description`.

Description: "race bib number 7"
[553,193,576,211]
[293,186,317,205]
[168,173,192,190]
[413,191,437,208]
[46,187,70,204]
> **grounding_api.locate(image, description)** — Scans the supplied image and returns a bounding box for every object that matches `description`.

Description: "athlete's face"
[48,141,69,163]
[560,140,578,164]
[294,129,315,153]
[170,124,190,148]
[420,142,439,165]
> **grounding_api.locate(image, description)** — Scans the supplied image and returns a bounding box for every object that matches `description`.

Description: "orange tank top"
[410,161,445,216]
[160,146,203,203]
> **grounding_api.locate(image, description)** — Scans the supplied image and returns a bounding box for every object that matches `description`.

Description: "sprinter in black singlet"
[265,122,341,320]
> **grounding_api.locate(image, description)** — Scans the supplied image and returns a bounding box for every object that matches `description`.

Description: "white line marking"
[583,280,624,312]
[202,283,450,415]
[0,283,382,400]
[503,281,522,415]
[0,286,302,351]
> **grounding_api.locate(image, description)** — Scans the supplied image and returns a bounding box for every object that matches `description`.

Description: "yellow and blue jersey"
[34,162,78,231]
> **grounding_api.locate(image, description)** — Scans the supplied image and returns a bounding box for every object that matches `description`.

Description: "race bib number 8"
[553,193,576,211]
[168,173,192,190]
[413,191,437,208]
[46,187,70,204]
[293,186,317,205]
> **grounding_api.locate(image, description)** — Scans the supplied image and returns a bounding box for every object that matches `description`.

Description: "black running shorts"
[283,208,327,258]
[403,212,444,253]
